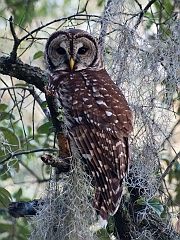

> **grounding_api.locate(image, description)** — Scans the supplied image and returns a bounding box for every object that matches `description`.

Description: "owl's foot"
[41,154,71,173]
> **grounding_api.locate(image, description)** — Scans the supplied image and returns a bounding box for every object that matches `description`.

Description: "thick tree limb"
[0,56,46,92]
[8,200,41,218]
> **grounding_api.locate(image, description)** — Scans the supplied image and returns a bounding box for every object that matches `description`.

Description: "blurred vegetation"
[0,0,179,239]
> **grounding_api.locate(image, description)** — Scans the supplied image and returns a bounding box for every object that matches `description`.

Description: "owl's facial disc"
[47,33,98,71]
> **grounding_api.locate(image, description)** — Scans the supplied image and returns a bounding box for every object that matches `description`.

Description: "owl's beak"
[69,57,75,70]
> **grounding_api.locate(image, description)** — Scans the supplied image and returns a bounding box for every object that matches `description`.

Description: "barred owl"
[45,29,133,227]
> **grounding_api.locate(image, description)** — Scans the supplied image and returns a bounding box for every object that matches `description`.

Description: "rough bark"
[0,56,46,92]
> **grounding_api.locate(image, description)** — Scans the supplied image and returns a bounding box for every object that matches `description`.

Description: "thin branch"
[28,84,50,120]
[161,119,180,147]
[0,148,58,164]
[159,151,180,184]
[0,85,50,119]
[134,0,157,30]
[9,16,20,62]
[134,0,142,10]
[7,15,101,69]
[19,159,42,182]
[78,0,89,14]
[18,14,101,43]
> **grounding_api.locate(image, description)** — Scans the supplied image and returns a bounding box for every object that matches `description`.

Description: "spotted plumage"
[45,29,133,227]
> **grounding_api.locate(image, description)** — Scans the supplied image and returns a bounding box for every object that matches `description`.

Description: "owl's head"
[44,29,103,72]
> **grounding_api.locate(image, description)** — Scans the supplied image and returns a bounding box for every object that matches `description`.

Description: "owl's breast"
[50,72,87,128]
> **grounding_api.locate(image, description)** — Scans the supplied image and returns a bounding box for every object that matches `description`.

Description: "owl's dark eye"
[56,47,66,55]
[78,47,88,55]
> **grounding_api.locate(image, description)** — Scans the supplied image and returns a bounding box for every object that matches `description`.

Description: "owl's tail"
[93,176,123,228]
[72,125,126,228]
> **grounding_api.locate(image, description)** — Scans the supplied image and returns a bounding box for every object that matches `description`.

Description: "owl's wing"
[71,69,133,226]
[72,123,128,227]
[72,69,133,137]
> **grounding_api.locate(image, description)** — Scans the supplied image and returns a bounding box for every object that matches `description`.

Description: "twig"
[0,85,50,119]
[0,148,58,164]
[161,119,180,147]
[19,14,101,42]
[78,0,89,14]
[159,151,180,184]
[18,159,42,182]
[28,84,50,120]
[134,0,157,30]
[134,0,142,10]
[9,16,21,62]
[7,14,100,62]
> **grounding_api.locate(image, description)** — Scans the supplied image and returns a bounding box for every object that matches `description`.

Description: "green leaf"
[45,165,51,174]
[164,0,173,13]
[97,0,104,7]
[175,185,180,204]
[8,159,20,173]
[0,223,13,233]
[0,164,10,180]
[95,228,111,239]
[148,198,164,216]
[13,188,22,201]
[0,104,8,112]
[0,112,15,120]
[15,83,28,87]
[37,122,53,134]
[0,187,11,207]
[40,101,47,108]
[17,223,31,236]
[0,127,19,151]
[0,148,9,162]
[33,51,44,60]
[137,197,164,216]
[136,198,147,206]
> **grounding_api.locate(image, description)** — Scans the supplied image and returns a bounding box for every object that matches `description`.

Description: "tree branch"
[8,199,41,218]
[134,0,157,29]
[0,56,46,92]
[9,16,21,62]
[159,151,180,184]
[0,148,58,164]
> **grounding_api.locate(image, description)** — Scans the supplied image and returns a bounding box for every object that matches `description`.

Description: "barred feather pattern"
[47,69,133,227]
